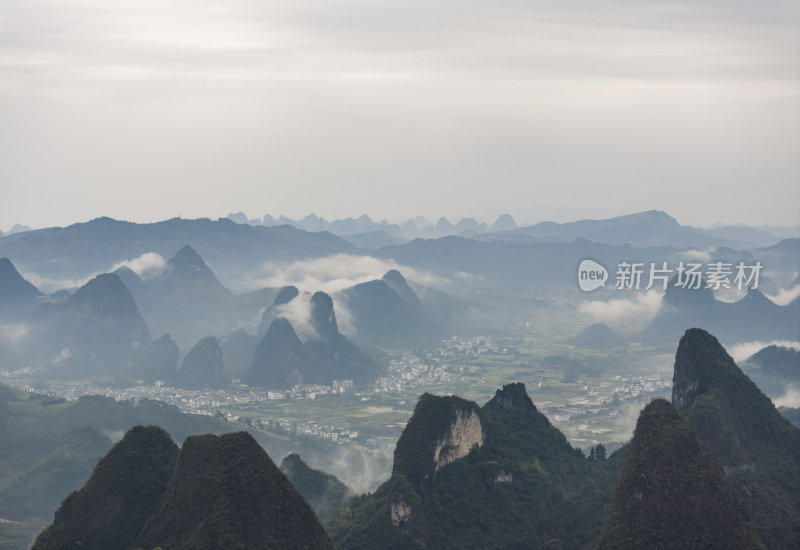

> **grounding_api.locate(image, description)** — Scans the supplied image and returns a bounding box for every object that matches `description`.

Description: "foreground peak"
[490,382,536,412]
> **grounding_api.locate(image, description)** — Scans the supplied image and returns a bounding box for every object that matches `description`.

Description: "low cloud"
[272,294,319,342]
[0,322,30,346]
[20,272,90,294]
[298,444,394,495]
[332,295,356,336]
[19,252,168,293]
[578,290,663,331]
[766,284,800,307]
[111,252,168,280]
[773,384,800,409]
[727,340,800,363]
[271,292,357,340]
[680,249,712,262]
[237,254,449,294]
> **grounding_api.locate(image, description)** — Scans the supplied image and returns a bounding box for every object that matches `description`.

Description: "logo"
[577,259,608,292]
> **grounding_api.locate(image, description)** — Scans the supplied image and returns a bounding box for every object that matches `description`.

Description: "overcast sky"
[1,0,798,230]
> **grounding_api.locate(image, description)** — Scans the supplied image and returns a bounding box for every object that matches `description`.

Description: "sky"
[1,0,798,230]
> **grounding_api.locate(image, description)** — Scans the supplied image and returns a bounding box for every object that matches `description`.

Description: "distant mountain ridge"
[37,272,152,374]
[641,284,799,344]
[0,256,42,312]
[0,216,355,283]
[115,245,275,347]
[482,210,783,249]
[227,211,518,241]
[338,270,442,347]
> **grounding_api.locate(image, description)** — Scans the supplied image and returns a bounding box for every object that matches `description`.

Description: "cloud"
[773,384,800,409]
[236,254,449,294]
[272,294,319,342]
[332,295,356,336]
[19,252,168,293]
[679,249,712,262]
[269,291,358,339]
[766,284,800,306]
[578,290,663,331]
[294,443,394,495]
[1,0,797,229]
[727,340,800,363]
[111,252,168,280]
[0,322,30,346]
[20,271,90,294]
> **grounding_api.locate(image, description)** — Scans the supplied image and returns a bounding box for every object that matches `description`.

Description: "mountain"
[672,328,800,549]
[487,210,737,248]
[164,244,228,296]
[434,217,454,234]
[116,245,276,347]
[0,216,355,283]
[7,224,32,235]
[491,213,517,231]
[339,271,440,347]
[641,283,799,344]
[453,218,489,235]
[32,425,180,550]
[0,386,334,549]
[219,328,258,375]
[780,407,800,428]
[702,225,783,248]
[245,317,308,389]
[741,345,800,398]
[175,336,227,389]
[0,257,42,313]
[340,230,407,249]
[0,427,112,521]
[135,431,333,550]
[39,272,151,374]
[376,234,678,292]
[596,398,762,549]
[382,269,422,307]
[280,453,352,525]
[248,292,381,389]
[257,285,299,337]
[128,333,179,385]
[332,383,621,549]
[303,292,382,385]
[568,323,624,348]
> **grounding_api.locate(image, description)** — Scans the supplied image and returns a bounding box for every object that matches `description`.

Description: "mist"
[236,254,449,295]
[766,283,800,306]
[111,252,168,280]
[578,290,663,332]
[728,340,800,363]
[773,385,800,409]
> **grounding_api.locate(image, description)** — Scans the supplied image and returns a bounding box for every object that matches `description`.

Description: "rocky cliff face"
[433,408,484,472]
[392,394,485,486]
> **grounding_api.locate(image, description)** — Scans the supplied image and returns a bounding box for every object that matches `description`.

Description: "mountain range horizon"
[4,208,799,242]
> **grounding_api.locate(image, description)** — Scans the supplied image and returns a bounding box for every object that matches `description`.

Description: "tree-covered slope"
[333,383,622,549]
[596,399,762,549]
[135,431,333,550]
[280,453,352,525]
[672,328,800,549]
[32,425,179,550]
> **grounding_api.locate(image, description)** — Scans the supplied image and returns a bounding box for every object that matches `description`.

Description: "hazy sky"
[1,0,798,230]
